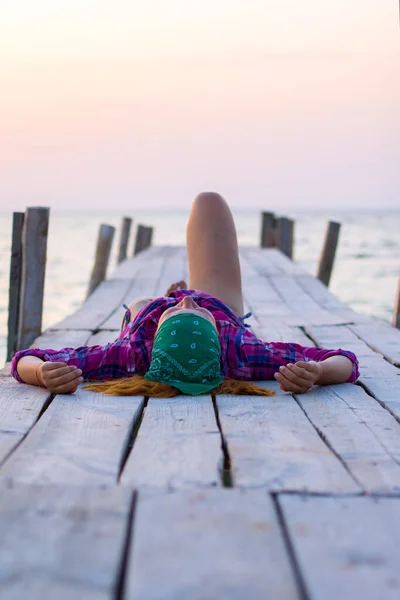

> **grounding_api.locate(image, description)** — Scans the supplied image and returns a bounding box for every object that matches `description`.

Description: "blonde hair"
[84,374,274,398]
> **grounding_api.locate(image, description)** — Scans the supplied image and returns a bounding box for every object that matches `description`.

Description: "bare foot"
[165,280,187,295]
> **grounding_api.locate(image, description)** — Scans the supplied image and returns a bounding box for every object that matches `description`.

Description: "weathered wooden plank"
[306,324,377,359]
[255,324,313,346]
[52,279,133,331]
[7,212,24,361]
[279,495,400,600]
[0,483,133,600]
[306,326,400,421]
[242,275,296,321]
[241,246,288,275]
[269,276,343,325]
[31,329,91,349]
[295,383,400,493]
[357,357,400,421]
[349,320,400,365]
[153,246,187,297]
[0,377,51,466]
[17,207,50,349]
[111,245,162,280]
[244,247,305,276]
[0,387,144,484]
[87,224,115,298]
[215,382,360,492]
[295,274,366,323]
[127,489,300,599]
[120,396,222,489]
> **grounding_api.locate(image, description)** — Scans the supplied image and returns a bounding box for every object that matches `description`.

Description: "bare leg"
[186,192,244,316]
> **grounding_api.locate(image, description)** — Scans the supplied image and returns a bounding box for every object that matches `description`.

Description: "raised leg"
[186,192,244,316]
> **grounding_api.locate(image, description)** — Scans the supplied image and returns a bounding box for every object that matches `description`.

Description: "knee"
[192,191,226,211]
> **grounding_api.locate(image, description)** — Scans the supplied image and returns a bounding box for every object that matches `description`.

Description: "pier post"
[260,212,277,248]
[7,212,25,360]
[17,207,50,351]
[317,221,341,287]
[117,217,132,264]
[393,277,400,330]
[276,217,294,259]
[134,225,153,255]
[87,224,115,298]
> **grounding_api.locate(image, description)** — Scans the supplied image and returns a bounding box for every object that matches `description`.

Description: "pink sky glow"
[0,0,399,210]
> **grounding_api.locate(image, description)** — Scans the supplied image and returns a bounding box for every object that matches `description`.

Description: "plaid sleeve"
[11,339,134,383]
[242,336,359,383]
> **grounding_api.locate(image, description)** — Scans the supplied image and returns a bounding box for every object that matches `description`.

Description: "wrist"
[35,362,45,387]
[315,361,324,385]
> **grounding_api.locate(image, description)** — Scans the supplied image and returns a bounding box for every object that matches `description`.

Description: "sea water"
[0,209,399,367]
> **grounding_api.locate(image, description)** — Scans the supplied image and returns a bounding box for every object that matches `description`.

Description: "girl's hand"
[39,362,83,394]
[274,361,321,394]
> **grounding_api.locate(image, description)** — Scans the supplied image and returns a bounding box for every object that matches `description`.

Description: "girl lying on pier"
[11,193,359,397]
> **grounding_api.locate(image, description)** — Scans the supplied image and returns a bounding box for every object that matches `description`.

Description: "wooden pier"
[1,245,400,599]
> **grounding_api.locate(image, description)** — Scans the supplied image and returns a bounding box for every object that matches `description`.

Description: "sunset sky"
[0,0,399,210]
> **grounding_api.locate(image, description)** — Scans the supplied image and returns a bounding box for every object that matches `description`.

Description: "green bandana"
[145,313,224,395]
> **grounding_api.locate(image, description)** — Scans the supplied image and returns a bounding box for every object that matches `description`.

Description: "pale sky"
[0,0,399,210]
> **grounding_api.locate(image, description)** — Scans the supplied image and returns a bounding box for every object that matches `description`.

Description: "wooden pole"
[260,212,277,248]
[276,217,294,259]
[7,212,25,360]
[317,221,341,287]
[87,224,115,298]
[134,225,153,256]
[17,207,50,350]
[393,277,400,329]
[117,217,132,264]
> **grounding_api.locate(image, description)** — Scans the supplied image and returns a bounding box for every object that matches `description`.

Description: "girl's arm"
[274,355,354,393]
[243,334,359,392]
[11,339,135,392]
[17,355,83,393]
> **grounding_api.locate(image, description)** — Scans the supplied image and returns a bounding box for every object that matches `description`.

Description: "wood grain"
[127,489,299,599]
[120,395,222,489]
[0,377,51,466]
[296,383,400,493]
[0,482,133,600]
[0,387,144,484]
[280,495,400,600]
[215,383,360,492]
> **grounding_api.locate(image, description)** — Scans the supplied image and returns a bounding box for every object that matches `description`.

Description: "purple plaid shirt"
[11,290,359,383]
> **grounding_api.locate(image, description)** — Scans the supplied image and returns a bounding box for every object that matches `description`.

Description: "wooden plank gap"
[292,394,363,491]
[114,489,137,600]
[272,494,311,600]
[117,398,148,483]
[0,388,54,471]
[211,394,234,488]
